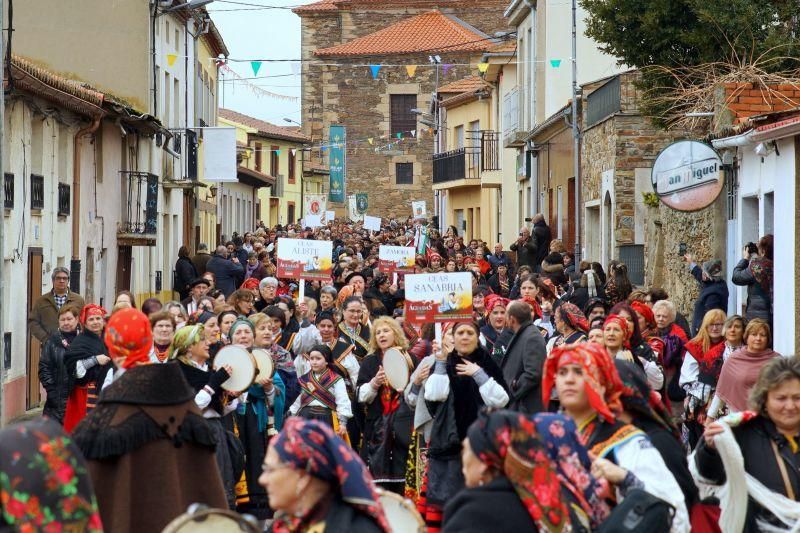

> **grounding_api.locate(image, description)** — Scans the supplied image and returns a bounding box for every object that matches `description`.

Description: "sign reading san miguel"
[404,272,473,323]
[651,140,724,212]
[378,245,416,274]
[276,238,333,280]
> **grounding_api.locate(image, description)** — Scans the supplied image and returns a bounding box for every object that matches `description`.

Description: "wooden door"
[27,248,44,409]
[116,245,132,292]
[183,191,194,250]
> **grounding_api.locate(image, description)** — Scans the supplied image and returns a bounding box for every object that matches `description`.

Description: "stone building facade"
[294,0,510,217]
[581,71,725,315]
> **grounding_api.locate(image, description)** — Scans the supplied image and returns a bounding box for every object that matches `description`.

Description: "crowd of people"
[8,214,791,532]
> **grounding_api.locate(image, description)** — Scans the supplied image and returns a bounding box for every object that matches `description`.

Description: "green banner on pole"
[328,125,346,203]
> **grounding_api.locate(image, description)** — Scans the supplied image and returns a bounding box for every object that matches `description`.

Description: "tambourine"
[162,504,260,533]
[213,345,257,392]
[383,347,414,392]
[377,489,425,532]
[251,348,275,379]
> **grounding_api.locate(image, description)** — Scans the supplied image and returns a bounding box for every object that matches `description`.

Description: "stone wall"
[297,1,510,216]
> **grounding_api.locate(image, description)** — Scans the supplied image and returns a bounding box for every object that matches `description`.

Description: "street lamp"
[283,118,302,126]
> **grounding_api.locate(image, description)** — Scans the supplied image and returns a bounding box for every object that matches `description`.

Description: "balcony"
[118,171,158,246]
[433,131,501,189]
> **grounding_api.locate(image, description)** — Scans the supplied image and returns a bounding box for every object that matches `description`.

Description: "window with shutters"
[270,146,279,176]
[395,163,413,185]
[255,142,262,172]
[390,94,416,136]
[288,151,296,184]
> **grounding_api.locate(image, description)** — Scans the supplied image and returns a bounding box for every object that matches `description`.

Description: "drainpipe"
[71,116,103,293]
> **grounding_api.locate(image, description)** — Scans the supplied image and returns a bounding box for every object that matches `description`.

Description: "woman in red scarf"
[678,308,726,448]
[63,304,110,432]
[542,343,690,530]
[711,319,780,416]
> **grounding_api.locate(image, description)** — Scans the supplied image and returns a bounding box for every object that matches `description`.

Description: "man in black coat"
[686,255,728,335]
[530,213,552,269]
[206,245,244,298]
[500,301,547,413]
[509,226,537,270]
[191,243,213,275]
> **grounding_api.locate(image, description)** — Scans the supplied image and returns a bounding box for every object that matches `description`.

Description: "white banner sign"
[305,214,323,228]
[276,238,333,280]
[325,210,336,223]
[378,245,416,274]
[363,215,381,231]
[412,200,427,218]
[305,194,327,218]
[202,127,237,182]
[404,272,473,323]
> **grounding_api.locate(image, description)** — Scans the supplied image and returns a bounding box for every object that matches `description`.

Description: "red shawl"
[716,348,779,412]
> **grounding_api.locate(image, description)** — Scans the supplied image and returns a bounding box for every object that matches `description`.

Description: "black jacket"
[732,258,772,323]
[695,415,799,531]
[206,254,245,298]
[39,330,78,423]
[532,220,552,267]
[500,321,547,414]
[174,256,198,300]
[266,495,383,533]
[690,265,728,335]
[509,238,537,269]
[443,477,537,532]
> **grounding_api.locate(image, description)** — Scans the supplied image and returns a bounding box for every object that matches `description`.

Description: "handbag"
[598,489,675,533]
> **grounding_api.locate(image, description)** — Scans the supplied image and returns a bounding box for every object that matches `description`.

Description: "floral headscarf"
[79,304,107,325]
[241,278,260,291]
[484,294,510,315]
[271,418,389,532]
[542,343,623,423]
[467,410,610,530]
[603,314,631,349]
[104,308,153,369]
[614,360,677,438]
[168,324,205,361]
[556,303,589,334]
[0,418,103,532]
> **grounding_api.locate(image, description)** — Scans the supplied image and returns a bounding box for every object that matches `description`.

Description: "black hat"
[345,271,366,285]
[189,278,211,288]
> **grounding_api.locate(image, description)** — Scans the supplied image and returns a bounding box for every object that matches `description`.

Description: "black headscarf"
[63,328,111,386]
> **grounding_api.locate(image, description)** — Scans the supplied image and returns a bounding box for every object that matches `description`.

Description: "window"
[454,125,464,149]
[270,146,279,177]
[390,94,416,136]
[58,183,70,216]
[254,142,262,172]
[288,151,296,184]
[4,173,13,209]
[30,174,44,210]
[395,162,413,185]
[287,202,296,224]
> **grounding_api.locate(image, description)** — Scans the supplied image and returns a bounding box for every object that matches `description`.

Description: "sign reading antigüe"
[651,140,724,212]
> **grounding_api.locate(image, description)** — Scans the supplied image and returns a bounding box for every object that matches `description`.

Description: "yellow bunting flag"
[167,54,178,67]
[478,62,489,73]
[406,65,418,78]
[367,138,374,145]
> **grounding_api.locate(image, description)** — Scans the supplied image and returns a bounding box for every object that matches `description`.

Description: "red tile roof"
[437,75,489,94]
[218,108,309,143]
[294,0,483,14]
[314,10,491,57]
[293,0,338,13]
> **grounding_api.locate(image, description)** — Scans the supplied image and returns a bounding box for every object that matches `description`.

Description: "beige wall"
[13,0,152,111]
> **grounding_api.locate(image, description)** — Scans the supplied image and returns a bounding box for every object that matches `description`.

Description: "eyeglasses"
[54,276,69,281]
[261,462,294,475]
[709,323,724,328]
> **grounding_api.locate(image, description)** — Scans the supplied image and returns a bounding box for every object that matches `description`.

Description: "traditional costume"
[338,321,371,362]
[291,365,352,438]
[72,308,227,533]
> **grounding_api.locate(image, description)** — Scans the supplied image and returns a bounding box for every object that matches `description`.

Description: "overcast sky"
[209,0,314,126]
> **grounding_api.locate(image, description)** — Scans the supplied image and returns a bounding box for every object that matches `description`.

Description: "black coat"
[532,220,552,267]
[443,477,537,532]
[191,252,212,275]
[689,265,728,335]
[206,254,245,298]
[39,330,78,423]
[174,256,198,300]
[732,258,772,323]
[500,321,547,414]
[695,415,800,531]
[509,238,537,269]
[266,495,383,533]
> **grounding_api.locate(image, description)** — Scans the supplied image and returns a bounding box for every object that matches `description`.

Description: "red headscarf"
[630,301,654,328]
[520,296,543,321]
[79,304,107,325]
[429,252,442,263]
[557,302,589,333]
[484,294,510,315]
[240,278,260,290]
[603,314,631,349]
[542,343,623,423]
[104,308,154,369]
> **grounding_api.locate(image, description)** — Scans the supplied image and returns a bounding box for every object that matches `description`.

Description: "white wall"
[734,138,794,353]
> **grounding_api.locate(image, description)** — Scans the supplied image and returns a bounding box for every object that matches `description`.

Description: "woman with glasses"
[679,309,726,448]
[338,296,371,362]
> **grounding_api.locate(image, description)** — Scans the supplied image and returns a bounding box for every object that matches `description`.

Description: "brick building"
[294,0,510,218]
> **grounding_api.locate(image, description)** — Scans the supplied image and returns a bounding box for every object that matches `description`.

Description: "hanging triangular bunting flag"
[290,149,296,156]
[367,138,374,145]
[442,64,453,76]
[166,54,178,67]
[291,62,301,75]
[477,62,489,73]
[411,129,416,137]
[405,65,418,77]
[369,65,382,79]
[396,132,402,139]
[251,61,263,76]
[321,145,327,152]
[275,149,281,155]
[550,59,562,68]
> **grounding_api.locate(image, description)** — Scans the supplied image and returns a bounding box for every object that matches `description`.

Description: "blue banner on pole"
[328,125,346,203]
